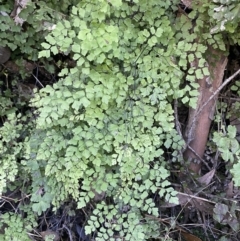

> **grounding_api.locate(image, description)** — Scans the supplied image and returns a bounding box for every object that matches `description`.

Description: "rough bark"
[184,47,228,173]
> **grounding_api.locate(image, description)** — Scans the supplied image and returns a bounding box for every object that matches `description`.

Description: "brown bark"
[184,47,228,173]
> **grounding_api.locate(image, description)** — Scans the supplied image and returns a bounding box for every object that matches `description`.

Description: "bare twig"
[0,196,18,211]
[32,73,44,88]
[63,224,73,241]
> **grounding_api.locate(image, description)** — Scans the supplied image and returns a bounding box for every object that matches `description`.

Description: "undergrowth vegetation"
[1,0,240,240]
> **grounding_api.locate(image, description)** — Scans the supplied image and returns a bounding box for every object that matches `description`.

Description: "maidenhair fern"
[0,212,36,241]
[0,113,25,194]
[32,0,186,239]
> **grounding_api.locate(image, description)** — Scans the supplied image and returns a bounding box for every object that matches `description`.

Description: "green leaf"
[182,96,189,104]
[46,35,56,45]
[228,125,237,139]
[155,27,163,37]
[41,42,51,49]
[72,44,81,53]
[77,199,86,209]
[51,46,58,55]
[72,6,78,15]
[38,50,50,58]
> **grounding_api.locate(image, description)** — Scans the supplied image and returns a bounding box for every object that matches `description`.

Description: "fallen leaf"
[213,203,228,223]
[182,231,203,241]
[197,169,215,186]
[227,216,240,232]
[191,198,214,215]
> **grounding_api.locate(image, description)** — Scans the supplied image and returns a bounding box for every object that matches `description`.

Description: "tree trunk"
[184,46,228,174]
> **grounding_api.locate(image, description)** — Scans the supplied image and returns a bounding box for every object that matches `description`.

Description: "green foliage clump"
[213,125,239,163]
[0,113,25,194]
[0,0,73,62]
[85,202,160,241]
[231,80,240,95]
[0,212,36,241]
[213,125,240,185]
[210,0,240,37]
[189,0,240,47]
